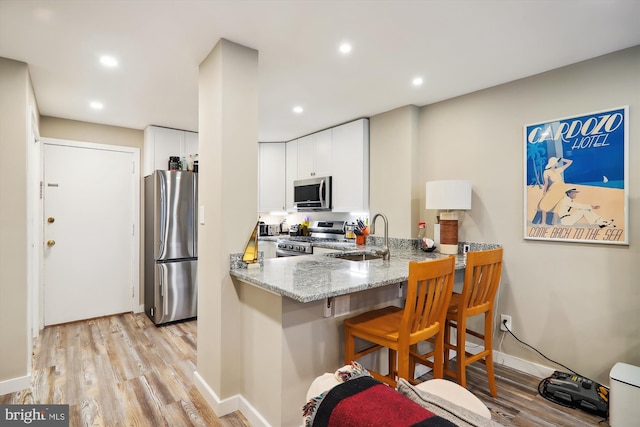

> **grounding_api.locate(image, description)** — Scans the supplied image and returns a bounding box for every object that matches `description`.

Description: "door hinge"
[132,223,135,236]
[132,286,135,298]
[40,181,44,199]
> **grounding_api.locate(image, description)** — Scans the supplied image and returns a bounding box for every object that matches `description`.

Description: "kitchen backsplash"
[258,211,366,229]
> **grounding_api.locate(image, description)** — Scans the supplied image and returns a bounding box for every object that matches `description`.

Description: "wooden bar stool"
[443,247,503,397]
[343,256,455,387]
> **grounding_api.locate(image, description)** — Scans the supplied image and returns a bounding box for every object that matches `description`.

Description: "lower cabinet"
[260,240,277,259]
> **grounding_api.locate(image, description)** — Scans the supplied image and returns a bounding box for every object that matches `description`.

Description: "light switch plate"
[199,205,205,225]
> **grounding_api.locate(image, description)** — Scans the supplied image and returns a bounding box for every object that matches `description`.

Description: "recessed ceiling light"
[90,101,104,110]
[412,77,424,86]
[293,106,304,114]
[339,43,352,54]
[100,55,118,68]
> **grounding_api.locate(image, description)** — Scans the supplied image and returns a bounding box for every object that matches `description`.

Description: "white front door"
[43,139,138,325]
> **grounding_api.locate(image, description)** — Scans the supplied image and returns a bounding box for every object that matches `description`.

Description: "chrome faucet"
[371,213,390,260]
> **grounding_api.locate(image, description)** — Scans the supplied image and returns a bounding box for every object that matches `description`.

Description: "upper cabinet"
[297,128,332,179]
[258,143,286,212]
[332,119,369,212]
[143,126,198,176]
[285,139,298,211]
[184,131,198,158]
[258,118,369,213]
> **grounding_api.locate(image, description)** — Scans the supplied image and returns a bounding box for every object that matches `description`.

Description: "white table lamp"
[426,180,472,255]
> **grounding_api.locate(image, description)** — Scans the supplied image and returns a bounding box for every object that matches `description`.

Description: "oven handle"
[276,249,310,257]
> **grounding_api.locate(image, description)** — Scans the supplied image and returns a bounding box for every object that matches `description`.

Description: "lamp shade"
[425,180,472,210]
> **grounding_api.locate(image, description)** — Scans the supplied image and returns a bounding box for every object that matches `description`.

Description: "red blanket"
[311,376,456,426]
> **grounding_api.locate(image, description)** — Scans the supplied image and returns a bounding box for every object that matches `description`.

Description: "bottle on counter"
[417,222,426,249]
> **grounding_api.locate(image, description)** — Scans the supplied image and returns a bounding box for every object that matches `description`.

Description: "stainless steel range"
[276,221,346,257]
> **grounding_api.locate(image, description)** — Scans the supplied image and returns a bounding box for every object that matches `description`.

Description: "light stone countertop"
[230,245,467,303]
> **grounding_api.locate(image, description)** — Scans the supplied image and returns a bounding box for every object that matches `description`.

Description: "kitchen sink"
[331,252,383,262]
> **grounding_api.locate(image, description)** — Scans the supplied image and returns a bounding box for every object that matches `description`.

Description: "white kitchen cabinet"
[331,119,370,212]
[297,128,332,179]
[258,142,286,212]
[285,139,298,211]
[143,126,198,175]
[184,131,198,158]
[260,240,277,259]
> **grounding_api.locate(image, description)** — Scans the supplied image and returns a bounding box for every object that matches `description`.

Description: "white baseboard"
[135,304,144,314]
[414,339,555,381]
[193,371,272,427]
[493,350,555,379]
[0,374,31,396]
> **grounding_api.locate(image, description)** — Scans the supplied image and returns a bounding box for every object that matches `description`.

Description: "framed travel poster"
[524,106,629,245]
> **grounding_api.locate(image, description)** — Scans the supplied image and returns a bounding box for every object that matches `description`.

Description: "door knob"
[47,240,56,247]
[47,217,55,223]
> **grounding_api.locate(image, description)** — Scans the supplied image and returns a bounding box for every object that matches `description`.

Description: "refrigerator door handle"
[159,272,163,297]
[164,285,169,321]
[193,174,198,257]
[157,173,167,258]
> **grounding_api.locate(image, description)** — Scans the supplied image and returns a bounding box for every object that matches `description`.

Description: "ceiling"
[1,1,639,142]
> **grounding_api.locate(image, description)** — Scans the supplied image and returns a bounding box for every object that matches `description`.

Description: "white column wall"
[197,39,258,397]
[0,58,33,393]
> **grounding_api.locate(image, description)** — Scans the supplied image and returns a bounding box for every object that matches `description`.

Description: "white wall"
[0,57,36,392]
[369,105,420,239]
[417,46,640,384]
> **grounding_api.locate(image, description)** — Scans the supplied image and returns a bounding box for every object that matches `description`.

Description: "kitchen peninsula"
[229,241,499,427]
[231,244,468,303]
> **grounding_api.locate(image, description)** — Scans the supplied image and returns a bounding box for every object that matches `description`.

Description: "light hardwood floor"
[0,313,247,427]
[423,361,609,426]
[2,312,608,426]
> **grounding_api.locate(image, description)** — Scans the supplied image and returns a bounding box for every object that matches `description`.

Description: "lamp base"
[439,243,458,255]
[439,214,459,255]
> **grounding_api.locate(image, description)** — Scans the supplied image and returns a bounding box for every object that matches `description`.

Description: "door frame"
[38,137,141,328]
[27,107,41,340]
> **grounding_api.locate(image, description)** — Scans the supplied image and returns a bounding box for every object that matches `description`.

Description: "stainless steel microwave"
[294,176,332,211]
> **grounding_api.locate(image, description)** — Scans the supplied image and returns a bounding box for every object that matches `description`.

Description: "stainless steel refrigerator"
[144,170,197,325]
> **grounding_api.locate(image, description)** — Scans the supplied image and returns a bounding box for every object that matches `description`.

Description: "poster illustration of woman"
[524,107,628,245]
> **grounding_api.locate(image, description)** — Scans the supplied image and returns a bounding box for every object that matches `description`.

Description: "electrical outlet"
[463,244,470,254]
[324,298,332,317]
[500,314,512,332]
